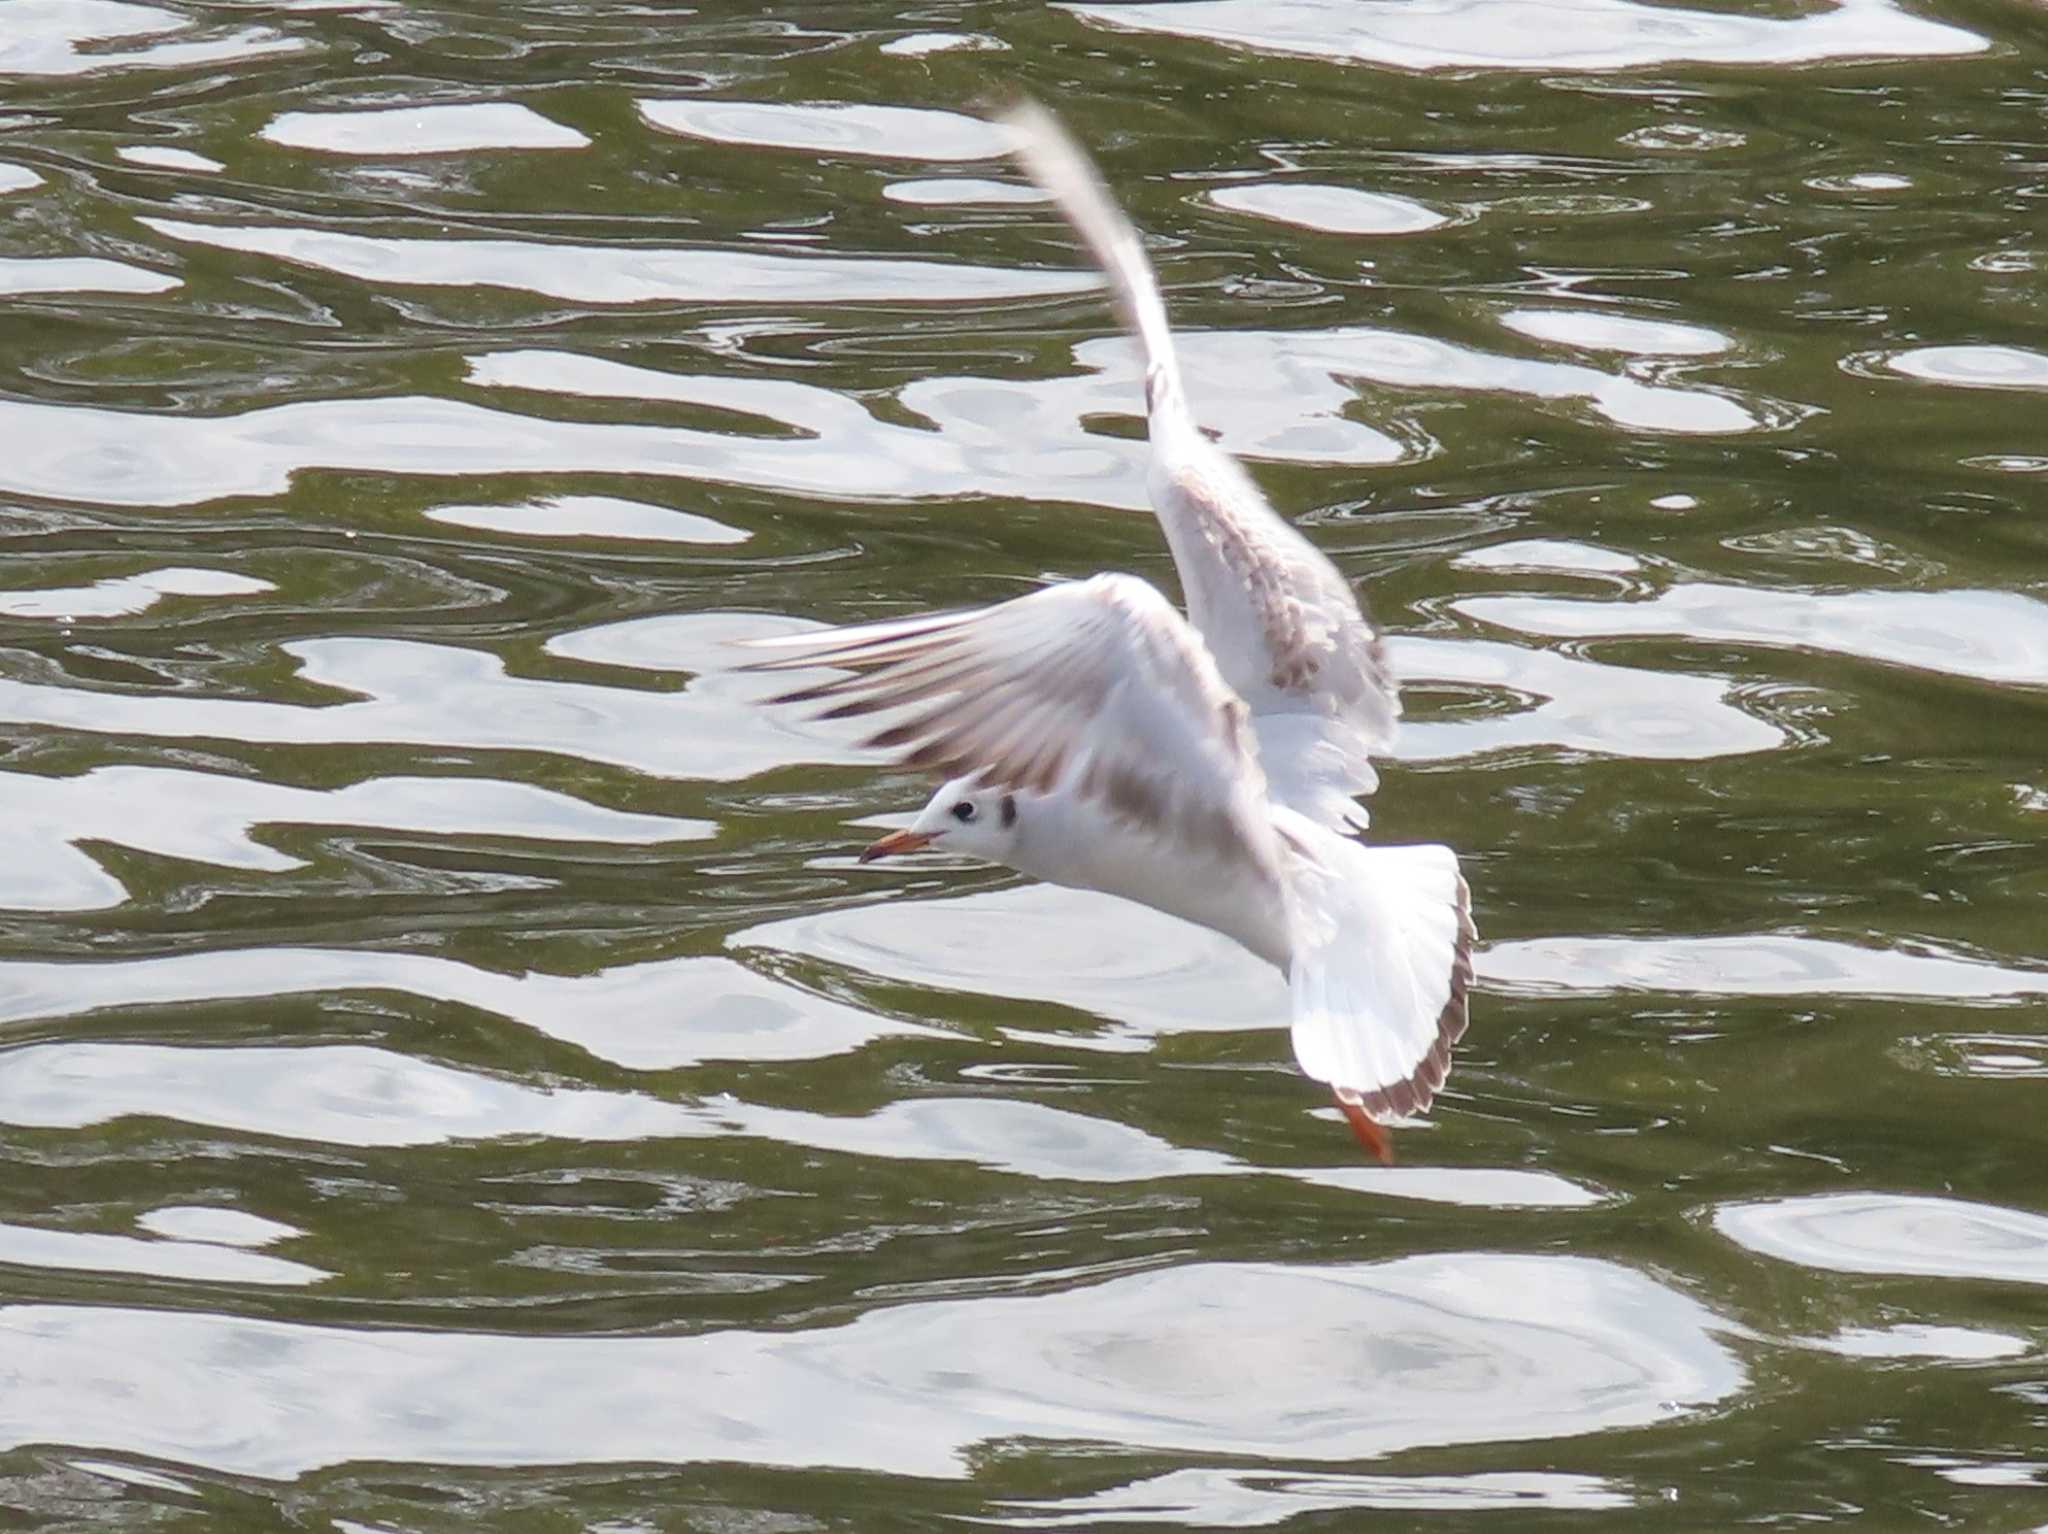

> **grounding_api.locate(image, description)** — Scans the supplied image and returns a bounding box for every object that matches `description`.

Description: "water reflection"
[1453,538,1642,575]
[0,946,924,1069]
[1808,171,1914,195]
[1482,933,2048,1002]
[1389,634,1784,762]
[1801,1325,2026,1362]
[0,627,861,778]
[0,1041,707,1147]
[260,103,590,155]
[0,304,1772,510]
[0,567,270,619]
[1900,1457,2048,1490]
[0,1254,1738,1478]
[141,217,1090,306]
[883,177,1049,206]
[738,882,1281,1046]
[1458,584,2048,686]
[878,32,1009,57]
[749,1094,1255,1185]
[1,0,302,77]
[481,336,1409,494]
[742,889,2035,1052]
[1867,344,2048,391]
[639,100,1010,161]
[0,765,708,912]
[1131,325,1765,436]
[1210,182,1451,235]
[1715,1193,2048,1285]
[0,1028,1594,1205]
[0,388,999,509]
[1498,307,1731,357]
[0,1219,325,1288]
[1058,0,1985,69]
[134,1207,297,1249]
[423,493,750,544]
[0,258,178,297]
[1904,1033,2048,1080]
[991,1467,1633,1524]
[113,146,222,173]
[1618,123,1745,154]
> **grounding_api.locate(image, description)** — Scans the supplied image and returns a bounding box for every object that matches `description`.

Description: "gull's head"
[860,775,1019,865]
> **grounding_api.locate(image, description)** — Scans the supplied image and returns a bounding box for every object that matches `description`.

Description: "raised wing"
[1003,100,1400,827]
[741,572,1284,881]
[1251,713,1381,836]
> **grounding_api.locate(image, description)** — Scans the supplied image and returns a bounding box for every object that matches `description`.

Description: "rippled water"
[2,0,2045,1527]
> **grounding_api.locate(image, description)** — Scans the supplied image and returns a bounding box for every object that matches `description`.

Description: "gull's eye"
[951,801,977,823]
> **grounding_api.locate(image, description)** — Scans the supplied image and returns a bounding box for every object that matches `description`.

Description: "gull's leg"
[1334,1089,1395,1165]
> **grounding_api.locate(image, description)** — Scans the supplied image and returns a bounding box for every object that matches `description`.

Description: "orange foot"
[1335,1091,1395,1165]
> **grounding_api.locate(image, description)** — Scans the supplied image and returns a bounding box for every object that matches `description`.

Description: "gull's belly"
[1010,803,1291,970]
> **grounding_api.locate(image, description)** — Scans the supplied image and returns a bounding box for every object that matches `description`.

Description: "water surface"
[1,0,2045,1527]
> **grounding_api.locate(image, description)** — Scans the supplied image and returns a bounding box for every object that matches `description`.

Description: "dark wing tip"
[1355,872,1475,1123]
[732,611,975,676]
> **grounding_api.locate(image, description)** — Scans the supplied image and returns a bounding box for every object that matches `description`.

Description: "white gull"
[745,102,1472,1160]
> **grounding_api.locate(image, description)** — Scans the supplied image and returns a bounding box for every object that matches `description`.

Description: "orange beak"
[859,828,936,863]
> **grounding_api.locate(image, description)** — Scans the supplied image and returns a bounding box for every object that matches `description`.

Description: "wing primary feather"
[1001,97,1403,832]
[747,573,1286,885]
[738,612,976,668]
[1001,99,1183,414]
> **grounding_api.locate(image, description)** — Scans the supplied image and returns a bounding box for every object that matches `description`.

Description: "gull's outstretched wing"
[741,572,1283,883]
[1003,100,1399,831]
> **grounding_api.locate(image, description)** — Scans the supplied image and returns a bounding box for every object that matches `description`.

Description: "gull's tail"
[1001,98,1186,417]
[1282,831,1475,1162]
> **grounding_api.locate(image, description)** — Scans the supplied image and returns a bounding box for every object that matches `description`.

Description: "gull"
[744,102,1472,1161]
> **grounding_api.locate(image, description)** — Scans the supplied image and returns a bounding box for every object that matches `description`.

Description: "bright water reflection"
[1060,0,1987,69]
[1,0,302,77]
[259,104,591,156]
[989,1468,1635,1524]
[1717,1193,2048,1286]
[0,1254,1738,1478]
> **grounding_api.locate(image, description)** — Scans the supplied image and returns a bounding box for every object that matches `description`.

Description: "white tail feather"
[1284,835,1473,1120]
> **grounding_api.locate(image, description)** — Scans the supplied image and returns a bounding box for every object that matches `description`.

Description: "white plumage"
[745,101,1472,1160]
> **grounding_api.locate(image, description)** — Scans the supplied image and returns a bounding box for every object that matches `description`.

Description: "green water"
[0,0,2044,1527]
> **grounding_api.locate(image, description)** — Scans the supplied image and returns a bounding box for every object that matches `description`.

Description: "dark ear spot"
[999,794,1017,829]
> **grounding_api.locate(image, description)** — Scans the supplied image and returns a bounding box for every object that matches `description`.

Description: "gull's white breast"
[1004,786,1294,970]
